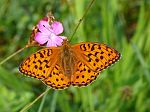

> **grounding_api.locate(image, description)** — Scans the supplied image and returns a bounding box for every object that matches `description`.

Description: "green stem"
[0,45,28,65]
[50,91,58,112]
[70,0,95,41]
[38,87,49,112]
[20,88,50,112]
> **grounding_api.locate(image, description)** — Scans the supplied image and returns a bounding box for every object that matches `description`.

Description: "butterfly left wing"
[19,47,60,80]
[19,47,71,89]
[71,42,121,87]
[42,63,71,89]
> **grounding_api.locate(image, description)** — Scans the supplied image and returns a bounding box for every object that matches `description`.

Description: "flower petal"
[37,20,52,34]
[34,32,49,44]
[54,36,65,46]
[51,21,64,35]
[58,36,67,40]
[46,35,65,47]
[46,39,53,47]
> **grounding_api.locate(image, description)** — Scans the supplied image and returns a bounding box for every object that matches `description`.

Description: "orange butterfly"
[19,39,121,89]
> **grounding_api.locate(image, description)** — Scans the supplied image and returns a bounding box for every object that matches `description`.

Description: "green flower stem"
[38,87,49,112]
[0,45,29,65]
[70,0,95,41]
[20,88,50,112]
[50,91,58,112]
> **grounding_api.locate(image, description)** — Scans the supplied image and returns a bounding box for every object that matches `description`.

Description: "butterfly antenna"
[69,0,96,42]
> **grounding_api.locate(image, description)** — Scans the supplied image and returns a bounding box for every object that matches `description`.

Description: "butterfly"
[19,39,121,89]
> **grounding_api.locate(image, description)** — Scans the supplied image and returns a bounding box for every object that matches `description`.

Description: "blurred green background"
[0,0,150,112]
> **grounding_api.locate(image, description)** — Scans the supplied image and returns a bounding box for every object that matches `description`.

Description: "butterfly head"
[62,39,69,45]
[61,38,71,54]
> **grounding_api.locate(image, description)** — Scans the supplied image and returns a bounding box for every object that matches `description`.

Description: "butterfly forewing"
[19,47,60,80]
[72,42,121,72]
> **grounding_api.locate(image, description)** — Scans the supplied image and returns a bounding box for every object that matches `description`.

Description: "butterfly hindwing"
[71,61,99,87]
[43,64,71,89]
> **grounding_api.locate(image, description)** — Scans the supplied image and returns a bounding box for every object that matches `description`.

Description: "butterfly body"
[19,39,121,89]
[60,40,76,78]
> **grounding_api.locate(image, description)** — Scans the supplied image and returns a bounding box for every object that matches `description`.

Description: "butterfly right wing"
[71,42,121,87]
[72,42,121,72]
[71,60,99,87]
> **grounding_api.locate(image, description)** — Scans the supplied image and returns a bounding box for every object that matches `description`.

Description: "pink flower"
[34,20,66,47]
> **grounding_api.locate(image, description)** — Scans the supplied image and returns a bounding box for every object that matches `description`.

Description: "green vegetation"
[0,0,150,112]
